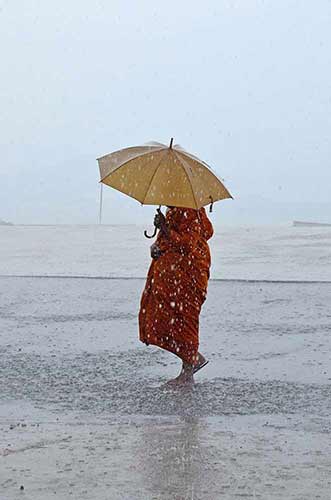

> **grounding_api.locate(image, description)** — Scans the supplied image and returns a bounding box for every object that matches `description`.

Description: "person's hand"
[154,212,166,230]
[150,243,162,260]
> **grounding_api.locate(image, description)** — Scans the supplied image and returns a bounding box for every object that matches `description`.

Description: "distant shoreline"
[1,274,331,284]
[293,220,331,227]
[2,222,331,229]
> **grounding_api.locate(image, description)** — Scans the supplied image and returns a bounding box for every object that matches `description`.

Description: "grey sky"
[1,0,331,224]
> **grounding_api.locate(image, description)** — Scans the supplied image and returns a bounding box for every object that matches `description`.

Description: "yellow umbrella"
[97,139,232,235]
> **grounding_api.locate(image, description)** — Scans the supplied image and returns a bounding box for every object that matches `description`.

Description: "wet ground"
[1,277,331,499]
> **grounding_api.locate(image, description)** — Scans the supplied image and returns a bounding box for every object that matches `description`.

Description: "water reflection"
[137,415,205,500]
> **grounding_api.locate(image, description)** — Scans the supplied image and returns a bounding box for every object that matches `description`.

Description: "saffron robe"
[139,207,213,365]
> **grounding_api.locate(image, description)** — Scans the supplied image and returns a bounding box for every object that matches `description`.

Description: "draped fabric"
[139,207,214,365]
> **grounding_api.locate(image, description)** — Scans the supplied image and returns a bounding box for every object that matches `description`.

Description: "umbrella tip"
[169,138,174,149]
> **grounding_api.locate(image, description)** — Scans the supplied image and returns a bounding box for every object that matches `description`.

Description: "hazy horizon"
[1,1,331,225]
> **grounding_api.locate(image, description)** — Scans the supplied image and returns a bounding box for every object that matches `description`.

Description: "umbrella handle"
[144,227,158,239]
[144,206,163,239]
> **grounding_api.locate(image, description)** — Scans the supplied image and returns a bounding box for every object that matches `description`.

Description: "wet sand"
[1,277,331,499]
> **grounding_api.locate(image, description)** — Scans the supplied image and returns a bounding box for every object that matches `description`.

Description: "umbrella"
[97,138,232,237]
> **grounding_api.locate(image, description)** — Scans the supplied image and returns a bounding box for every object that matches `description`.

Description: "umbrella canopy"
[97,139,232,210]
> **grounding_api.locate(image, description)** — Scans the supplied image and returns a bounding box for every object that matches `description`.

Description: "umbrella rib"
[99,182,149,206]
[99,147,166,183]
[141,150,168,205]
[175,150,233,200]
[97,145,165,162]
[174,152,199,210]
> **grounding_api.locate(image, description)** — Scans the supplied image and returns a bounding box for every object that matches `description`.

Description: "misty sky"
[1,0,331,224]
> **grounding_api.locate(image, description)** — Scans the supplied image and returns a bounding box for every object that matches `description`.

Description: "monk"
[139,206,214,385]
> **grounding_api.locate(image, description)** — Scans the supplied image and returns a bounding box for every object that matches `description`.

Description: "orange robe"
[139,207,214,365]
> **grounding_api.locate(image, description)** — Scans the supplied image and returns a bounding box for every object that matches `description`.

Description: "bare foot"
[163,363,195,387]
[163,373,194,387]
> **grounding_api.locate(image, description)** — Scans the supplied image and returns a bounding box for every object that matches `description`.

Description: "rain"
[1,1,331,500]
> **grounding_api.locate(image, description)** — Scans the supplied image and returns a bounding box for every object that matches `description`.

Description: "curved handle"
[144,227,158,239]
[144,206,162,239]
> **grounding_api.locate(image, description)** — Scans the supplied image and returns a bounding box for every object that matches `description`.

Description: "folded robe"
[139,206,214,365]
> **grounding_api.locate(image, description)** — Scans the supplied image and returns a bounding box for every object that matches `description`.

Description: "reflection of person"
[139,205,214,385]
[137,416,202,497]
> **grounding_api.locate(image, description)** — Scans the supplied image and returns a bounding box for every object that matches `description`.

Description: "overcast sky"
[1,0,331,224]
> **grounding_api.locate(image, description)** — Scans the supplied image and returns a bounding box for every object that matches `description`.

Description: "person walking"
[139,205,213,386]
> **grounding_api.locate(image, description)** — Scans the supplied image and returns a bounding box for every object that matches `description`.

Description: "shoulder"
[175,207,201,223]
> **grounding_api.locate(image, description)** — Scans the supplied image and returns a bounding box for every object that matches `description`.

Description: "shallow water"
[1,276,331,499]
[1,224,331,280]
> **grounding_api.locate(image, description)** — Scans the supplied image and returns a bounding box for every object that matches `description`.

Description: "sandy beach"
[1,225,331,499]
